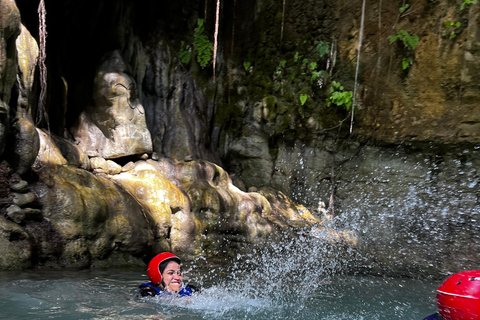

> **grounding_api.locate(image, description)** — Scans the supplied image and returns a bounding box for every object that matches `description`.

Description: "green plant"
[280,60,286,68]
[275,66,282,77]
[299,94,308,106]
[443,21,462,38]
[461,0,477,10]
[311,70,329,84]
[389,29,419,50]
[389,29,419,70]
[194,19,213,68]
[315,41,329,58]
[294,52,301,62]
[179,41,191,64]
[399,4,409,13]
[243,61,251,71]
[326,81,353,110]
[402,57,412,70]
[309,62,317,71]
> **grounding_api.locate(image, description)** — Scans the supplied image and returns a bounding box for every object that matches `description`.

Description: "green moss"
[265,95,277,111]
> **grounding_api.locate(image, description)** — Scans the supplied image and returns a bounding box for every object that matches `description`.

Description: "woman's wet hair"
[158,257,181,275]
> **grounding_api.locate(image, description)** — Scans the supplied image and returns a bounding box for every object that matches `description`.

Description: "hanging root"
[37,0,49,131]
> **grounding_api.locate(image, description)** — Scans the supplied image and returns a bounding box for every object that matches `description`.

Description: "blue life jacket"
[423,313,443,320]
[138,281,193,297]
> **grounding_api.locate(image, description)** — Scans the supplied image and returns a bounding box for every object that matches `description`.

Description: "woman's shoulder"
[138,282,161,297]
[137,282,195,297]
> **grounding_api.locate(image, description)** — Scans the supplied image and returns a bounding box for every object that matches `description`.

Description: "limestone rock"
[10,180,28,192]
[6,116,40,176]
[12,192,35,207]
[33,129,89,169]
[6,205,23,223]
[90,157,122,175]
[0,0,21,157]
[71,51,153,159]
[30,164,153,268]
[4,24,40,176]
[0,216,31,270]
[15,24,38,101]
[108,161,194,254]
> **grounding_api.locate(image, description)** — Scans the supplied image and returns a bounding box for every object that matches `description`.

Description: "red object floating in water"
[437,270,480,320]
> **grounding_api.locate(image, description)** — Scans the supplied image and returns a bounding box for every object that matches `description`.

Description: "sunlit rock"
[173,161,275,245]
[90,157,122,175]
[30,164,153,268]
[71,50,152,159]
[107,161,195,255]
[5,24,40,176]
[33,129,89,170]
[0,0,20,157]
[258,187,318,228]
[16,24,38,97]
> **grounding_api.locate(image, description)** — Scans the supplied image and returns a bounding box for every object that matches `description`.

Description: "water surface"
[0,268,439,319]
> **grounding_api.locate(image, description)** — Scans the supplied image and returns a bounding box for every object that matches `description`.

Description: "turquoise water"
[0,268,439,319]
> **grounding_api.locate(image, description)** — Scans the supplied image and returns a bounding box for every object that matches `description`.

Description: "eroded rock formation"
[0,0,477,277]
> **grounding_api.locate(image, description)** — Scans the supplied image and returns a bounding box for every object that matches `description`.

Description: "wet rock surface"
[0,0,477,277]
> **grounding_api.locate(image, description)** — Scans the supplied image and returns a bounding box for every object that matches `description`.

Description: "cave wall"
[1,0,478,275]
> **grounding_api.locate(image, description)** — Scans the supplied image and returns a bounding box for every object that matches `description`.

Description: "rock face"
[71,51,153,159]
[0,0,478,277]
[0,0,20,156]
[6,24,40,176]
[334,0,480,144]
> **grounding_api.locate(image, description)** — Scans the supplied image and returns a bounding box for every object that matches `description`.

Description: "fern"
[179,41,191,64]
[194,19,213,68]
[389,30,419,50]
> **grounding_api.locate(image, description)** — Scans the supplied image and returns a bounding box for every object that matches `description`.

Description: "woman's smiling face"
[162,260,182,292]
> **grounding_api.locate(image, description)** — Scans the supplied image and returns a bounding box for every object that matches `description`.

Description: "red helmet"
[147,252,181,285]
[437,270,480,320]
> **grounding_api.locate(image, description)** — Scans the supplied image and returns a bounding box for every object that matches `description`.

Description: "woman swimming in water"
[138,252,193,297]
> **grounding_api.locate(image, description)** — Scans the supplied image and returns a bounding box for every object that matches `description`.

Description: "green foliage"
[402,57,412,70]
[273,82,281,92]
[399,4,409,13]
[294,52,301,62]
[299,94,308,106]
[280,60,287,68]
[389,29,419,50]
[275,66,282,77]
[461,0,477,10]
[179,41,191,64]
[309,62,317,71]
[194,19,213,68]
[315,41,329,58]
[326,81,353,110]
[243,61,251,71]
[311,70,329,84]
[443,21,462,38]
[389,29,419,70]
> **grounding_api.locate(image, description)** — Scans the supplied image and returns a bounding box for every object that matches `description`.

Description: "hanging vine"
[37,0,49,130]
[351,0,366,134]
[213,0,220,82]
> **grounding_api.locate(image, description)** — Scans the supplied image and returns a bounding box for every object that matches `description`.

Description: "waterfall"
[351,0,366,134]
